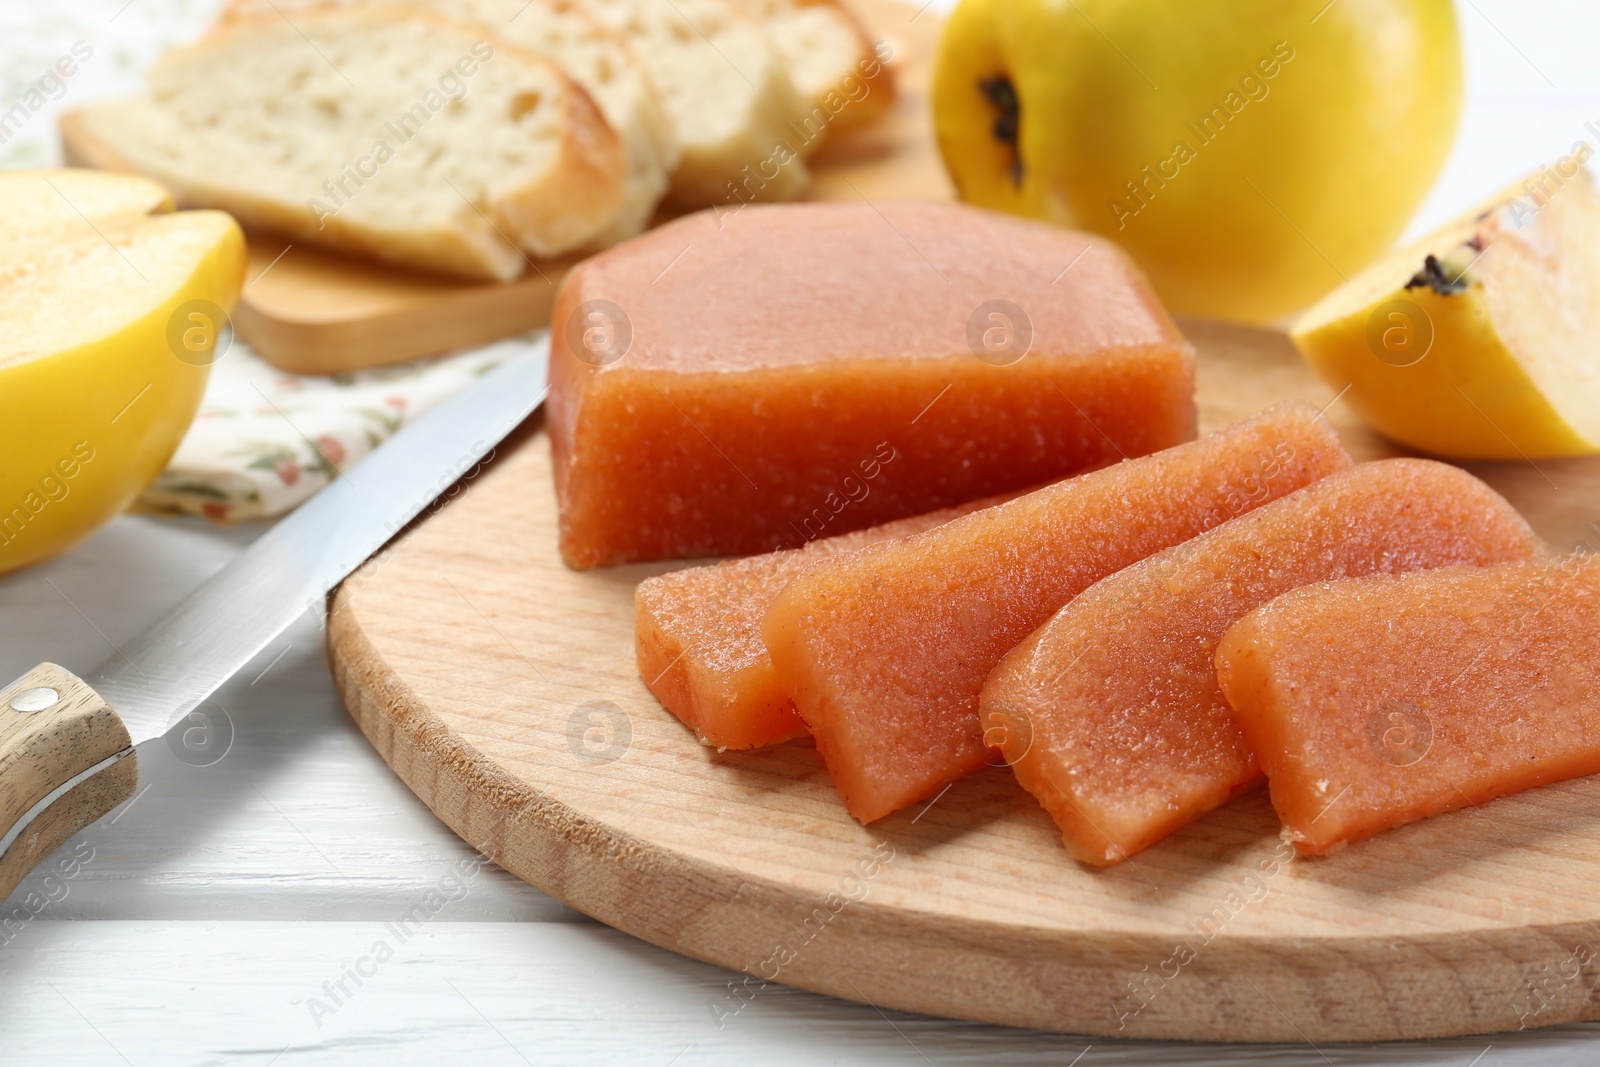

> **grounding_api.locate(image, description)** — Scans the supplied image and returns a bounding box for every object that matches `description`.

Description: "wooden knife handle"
[0,664,136,903]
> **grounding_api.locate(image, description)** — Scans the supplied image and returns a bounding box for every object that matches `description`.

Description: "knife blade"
[0,336,549,898]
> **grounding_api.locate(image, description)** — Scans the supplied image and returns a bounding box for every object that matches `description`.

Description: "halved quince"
[1291,162,1600,459]
[0,169,245,575]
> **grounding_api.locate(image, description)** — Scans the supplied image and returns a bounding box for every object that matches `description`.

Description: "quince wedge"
[1292,162,1600,460]
[0,169,246,575]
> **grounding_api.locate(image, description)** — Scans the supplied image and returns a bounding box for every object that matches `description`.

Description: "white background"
[3,0,1600,1063]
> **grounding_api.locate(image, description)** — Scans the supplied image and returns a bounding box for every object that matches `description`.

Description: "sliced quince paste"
[548,200,1196,568]
[636,490,1019,752]
[984,459,1541,866]
[762,402,1352,824]
[1217,555,1600,857]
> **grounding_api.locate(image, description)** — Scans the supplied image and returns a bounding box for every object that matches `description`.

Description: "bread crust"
[493,71,627,257]
[805,0,896,133]
[584,0,812,209]
[752,0,896,137]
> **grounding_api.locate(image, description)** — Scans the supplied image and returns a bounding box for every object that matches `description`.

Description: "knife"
[0,337,549,902]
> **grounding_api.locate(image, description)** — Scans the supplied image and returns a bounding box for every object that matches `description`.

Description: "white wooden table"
[6,1,1600,1062]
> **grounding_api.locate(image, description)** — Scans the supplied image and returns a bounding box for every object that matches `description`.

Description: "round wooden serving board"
[328,319,1600,1044]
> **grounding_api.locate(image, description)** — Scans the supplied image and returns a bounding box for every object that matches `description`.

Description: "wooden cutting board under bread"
[327,324,1600,1043]
[58,0,950,375]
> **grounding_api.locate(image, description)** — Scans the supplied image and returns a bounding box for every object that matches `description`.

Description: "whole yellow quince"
[933,0,1462,323]
[0,170,245,576]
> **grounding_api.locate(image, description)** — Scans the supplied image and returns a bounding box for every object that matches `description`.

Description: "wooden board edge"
[231,277,562,374]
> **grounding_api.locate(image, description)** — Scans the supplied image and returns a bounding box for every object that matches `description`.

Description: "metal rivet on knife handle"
[10,687,61,714]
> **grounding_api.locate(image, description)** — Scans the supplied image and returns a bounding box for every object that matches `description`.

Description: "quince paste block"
[762,402,1353,824]
[1216,555,1600,857]
[548,200,1196,569]
[984,459,1542,866]
[636,490,1018,752]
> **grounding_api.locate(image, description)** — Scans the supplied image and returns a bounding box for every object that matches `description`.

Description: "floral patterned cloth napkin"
[138,334,542,523]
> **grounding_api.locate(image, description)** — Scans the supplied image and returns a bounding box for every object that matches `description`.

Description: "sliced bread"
[224,0,676,245]
[582,0,810,207]
[73,7,625,281]
[729,0,893,140]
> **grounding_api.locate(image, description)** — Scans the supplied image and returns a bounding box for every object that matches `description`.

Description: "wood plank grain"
[20,920,1600,1065]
